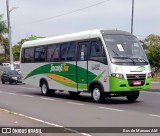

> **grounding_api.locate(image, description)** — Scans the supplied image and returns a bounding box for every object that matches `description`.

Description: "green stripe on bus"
[24,63,105,89]
[24,63,96,83]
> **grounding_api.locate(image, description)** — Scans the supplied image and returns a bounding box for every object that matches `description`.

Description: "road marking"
[99,107,124,112]
[41,97,56,101]
[0,108,92,136]
[149,114,160,118]
[8,93,17,95]
[19,87,37,90]
[22,95,34,98]
[67,102,84,106]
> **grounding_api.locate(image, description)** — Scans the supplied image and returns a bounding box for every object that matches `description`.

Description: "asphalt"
[0,82,159,136]
[150,82,159,92]
[0,109,82,136]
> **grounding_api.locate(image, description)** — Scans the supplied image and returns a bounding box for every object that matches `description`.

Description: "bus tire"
[41,81,55,96]
[91,85,105,103]
[126,91,139,102]
[69,91,80,97]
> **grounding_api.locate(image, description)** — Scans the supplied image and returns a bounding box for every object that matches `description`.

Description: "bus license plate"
[133,80,141,85]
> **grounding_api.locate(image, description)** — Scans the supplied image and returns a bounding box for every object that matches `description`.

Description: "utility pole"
[131,0,134,34]
[6,0,14,70]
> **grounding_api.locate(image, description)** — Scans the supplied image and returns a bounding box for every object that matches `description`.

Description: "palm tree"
[0,14,8,62]
[0,14,8,44]
[0,14,7,34]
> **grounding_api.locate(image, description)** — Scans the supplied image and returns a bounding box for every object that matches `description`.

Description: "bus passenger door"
[77,42,89,91]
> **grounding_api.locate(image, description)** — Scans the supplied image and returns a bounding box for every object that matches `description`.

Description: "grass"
[152,78,160,82]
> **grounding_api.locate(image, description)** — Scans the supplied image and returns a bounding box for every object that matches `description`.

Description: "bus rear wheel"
[41,81,55,96]
[126,91,139,102]
[91,85,105,103]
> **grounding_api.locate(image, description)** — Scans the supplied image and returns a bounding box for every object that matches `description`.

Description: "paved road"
[150,82,159,91]
[0,82,160,136]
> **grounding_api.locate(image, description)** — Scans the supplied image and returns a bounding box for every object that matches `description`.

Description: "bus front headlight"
[147,72,152,78]
[111,73,124,79]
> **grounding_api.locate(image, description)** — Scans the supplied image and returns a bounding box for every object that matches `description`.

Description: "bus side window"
[52,45,60,61]
[34,46,46,62]
[24,48,34,63]
[132,43,141,56]
[67,42,76,61]
[47,45,56,62]
[60,43,69,61]
[60,42,76,61]
[89,39,107,64]
[78,42,88,61]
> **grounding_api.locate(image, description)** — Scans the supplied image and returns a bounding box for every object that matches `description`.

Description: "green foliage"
[12,45,21,61]
[28,35,44,41]
[0,14,8,46]
[0,54,9,63]
[12,35,44,61]
[144,34,160,46]
[146,46,160,67]
[12,38,27,61]
[145,34,160,74]
[0,14,8,35]
[0,14,8,63]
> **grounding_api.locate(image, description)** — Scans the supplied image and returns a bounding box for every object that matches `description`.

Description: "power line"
[17,0,109,26]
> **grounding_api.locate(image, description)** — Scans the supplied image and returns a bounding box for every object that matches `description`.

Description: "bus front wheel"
[91,85,105,103]
[126,91,139,102]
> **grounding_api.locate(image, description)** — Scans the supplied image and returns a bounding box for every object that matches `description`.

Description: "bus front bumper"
[109,77,151,92]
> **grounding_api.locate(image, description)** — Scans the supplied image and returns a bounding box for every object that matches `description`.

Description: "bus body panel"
[22,62,78,91]
[20,29,151,101]
[22,61,109,92]
[109,63,151,92]
[88,61,109,92]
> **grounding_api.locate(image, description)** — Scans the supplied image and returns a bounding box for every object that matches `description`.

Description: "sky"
[0,0,160,45]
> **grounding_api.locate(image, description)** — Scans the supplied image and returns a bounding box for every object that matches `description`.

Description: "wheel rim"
[42,84,47,94]
[93,88,100,101]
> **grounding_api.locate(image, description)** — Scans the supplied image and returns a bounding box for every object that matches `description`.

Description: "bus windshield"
[103,34,149,65]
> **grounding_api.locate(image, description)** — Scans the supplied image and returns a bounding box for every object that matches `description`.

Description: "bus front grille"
[126,74,146,86]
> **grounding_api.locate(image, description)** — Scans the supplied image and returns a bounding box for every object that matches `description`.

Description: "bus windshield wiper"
[131,57,148,64]
[113,57,136,65]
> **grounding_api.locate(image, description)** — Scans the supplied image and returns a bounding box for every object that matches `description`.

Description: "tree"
[145,34,160,76]
[0,14,7,43]
[12,45,21,61]
[144,34,160,46]
[12,35,44,61]
[12,38,27,61]
[0,14,8,63]
[0,14,7,33]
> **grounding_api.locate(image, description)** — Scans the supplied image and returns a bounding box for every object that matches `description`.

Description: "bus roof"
[22,29,132,48]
